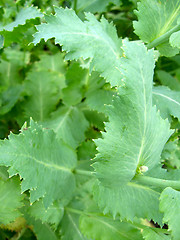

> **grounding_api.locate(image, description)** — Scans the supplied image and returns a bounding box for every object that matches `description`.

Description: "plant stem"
[147,24,180,49]
[74,0,77,13]
[133,175,180,191]
[74,169,93,177]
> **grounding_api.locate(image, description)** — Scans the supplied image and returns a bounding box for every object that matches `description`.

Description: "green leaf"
[0,119,77,208]
[28,217,58,240]
[60,210,89,240]
[93,41,172,187]
[23,70,65,121]
[156,70,180,91]
[86,89,114,113]
[0,6,42,31]
[161,140,180,169]
[28,199,64,229]
[160,187,180,240]
[33,7,123,87]
[33,52,67,73]
[79,214,143,240]
[43,106,89,149]
[0,85,23,115]
[141,228,171,240]
[153,86,180,121]
[94,180,162,223]
[133,0,180,56]
[0,177,24,225]
[170,30,180,48]
[0,48,30,87]
[75,0,120,13]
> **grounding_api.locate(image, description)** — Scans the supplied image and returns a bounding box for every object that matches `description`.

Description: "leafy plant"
[0,0,180,239]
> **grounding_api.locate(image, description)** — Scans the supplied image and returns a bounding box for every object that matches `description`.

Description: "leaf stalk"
[147,24,180,49]
[133,175,180,191]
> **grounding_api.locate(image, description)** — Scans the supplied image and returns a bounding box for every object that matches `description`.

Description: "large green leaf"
[160,187,180,240]
[33,7,123,87]
[43,106,89,149]
[133,0,180,56]
[93,41,172,187]
[79,214,143,240]
[0,177,24,225]
[0,120,77,208]
[93,180,162,223]
[153,86,180,121]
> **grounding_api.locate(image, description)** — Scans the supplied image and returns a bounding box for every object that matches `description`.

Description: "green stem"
[133,175,180,191]
[147,24,180,49]
[74,0,77,13]
[74,169,93,177]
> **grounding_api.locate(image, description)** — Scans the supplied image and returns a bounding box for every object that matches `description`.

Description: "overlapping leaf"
[133,0,180,56]
[160,187,180,240]
[94,41,172,187]
[93,180,162,223]
[0,177,24,225]
[80,214,143,240]
[33,7,123,87]
[73,0,120,13]
[141,228,171,240]
[23,70,65,121]
[28,199,64,229]
[0,120,77,208]
[153,86,180,120]
[43,106,89,149]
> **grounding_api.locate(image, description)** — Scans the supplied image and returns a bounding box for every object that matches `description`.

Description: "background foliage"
[0,0,179,239]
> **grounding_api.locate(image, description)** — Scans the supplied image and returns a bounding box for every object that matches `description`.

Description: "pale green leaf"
[94,180,162,223]
[0,6,42,31]
[79,214,143,240]
[156,70,180,91]
[75,0,120,13]
[142,228,171,240]
[86,89,114,113]
[0,177,24,225]
[93,41,172,187]
[0,120,77,208]
[23,70,65,121]
[170,30,180,48]
[133,0,180,56]
[0,85,23,115]
[33,52,67,73]
[60,211,89,240]
[0,35,4,48]
[160,187,180,240]
[153,86,180,120]
[0,48,30,87]
[28,217,58,240]
[33,7,123,87]
[43,106,89,149]
[28,199,64,229]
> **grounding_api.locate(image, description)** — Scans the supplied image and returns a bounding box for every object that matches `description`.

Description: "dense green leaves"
[0,1,179,239]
